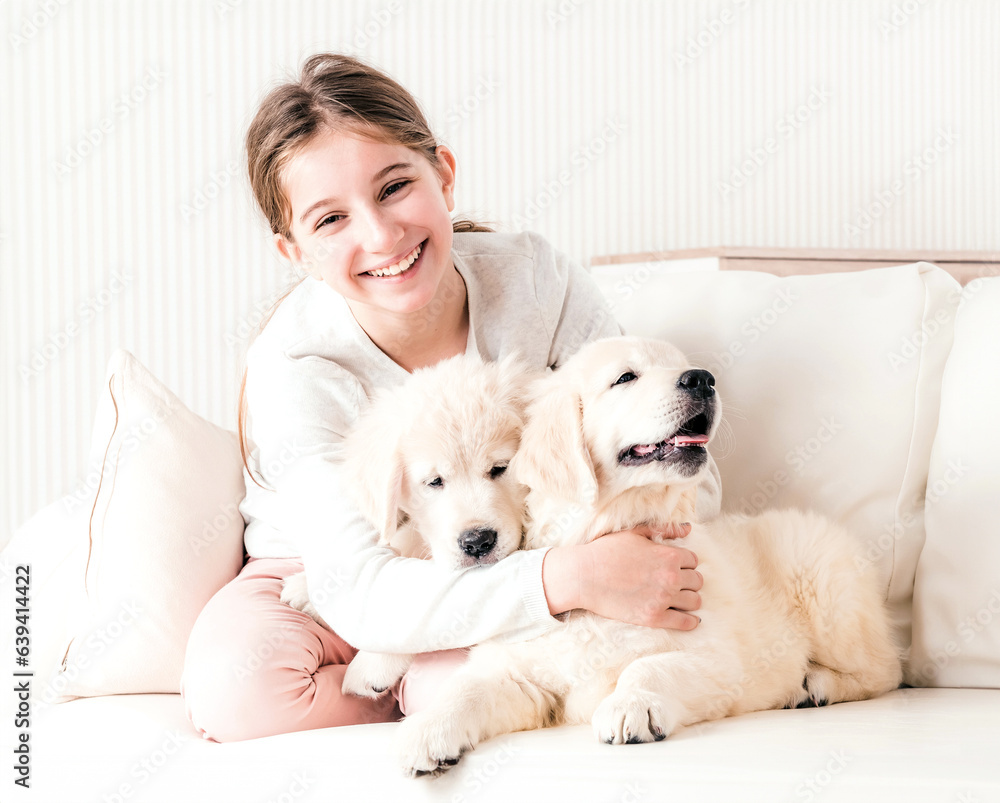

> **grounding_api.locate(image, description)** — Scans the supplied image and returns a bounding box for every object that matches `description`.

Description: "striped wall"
[3,0,998,543]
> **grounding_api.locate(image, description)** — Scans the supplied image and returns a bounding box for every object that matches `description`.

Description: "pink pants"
[181,557,467,742]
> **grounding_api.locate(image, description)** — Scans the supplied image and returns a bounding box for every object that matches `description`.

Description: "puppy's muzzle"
[459,527,498,559]
[677,369,715,399]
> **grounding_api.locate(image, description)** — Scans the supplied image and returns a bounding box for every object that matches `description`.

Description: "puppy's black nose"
[677,369,715,399]
[459,527,498,559]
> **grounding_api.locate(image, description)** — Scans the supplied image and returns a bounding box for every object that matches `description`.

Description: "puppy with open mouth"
[394,335,903,777]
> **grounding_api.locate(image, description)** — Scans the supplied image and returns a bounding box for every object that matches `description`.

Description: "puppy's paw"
[279,572,313,614]
[279,572,330,629]
[342,651,413,699]
[787,665,833,709]
[396,712,470,777]
[592,690,673,745]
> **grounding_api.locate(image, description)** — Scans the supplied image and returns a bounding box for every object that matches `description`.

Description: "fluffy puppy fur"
[395,336,903,777]
[280,352,531,698]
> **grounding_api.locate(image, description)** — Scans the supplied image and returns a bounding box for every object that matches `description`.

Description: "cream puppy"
[395,336,902,776]
[280,352,531,697]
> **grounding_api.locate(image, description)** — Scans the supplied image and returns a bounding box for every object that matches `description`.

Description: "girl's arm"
[246,346,564,654]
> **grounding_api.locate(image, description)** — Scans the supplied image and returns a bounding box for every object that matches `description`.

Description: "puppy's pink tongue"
[632,444,658,455]
[673,435,709,447]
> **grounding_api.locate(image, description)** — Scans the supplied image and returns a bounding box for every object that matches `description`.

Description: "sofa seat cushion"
[28,689,1000,802]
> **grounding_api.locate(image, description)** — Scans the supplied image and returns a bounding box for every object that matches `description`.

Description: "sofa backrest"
[591,261,961,664]
[910,275,1000,688]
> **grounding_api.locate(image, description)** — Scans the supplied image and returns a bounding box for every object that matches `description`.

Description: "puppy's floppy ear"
[511,369,598,506]
[493,351,535,420]
[343,409,404,545]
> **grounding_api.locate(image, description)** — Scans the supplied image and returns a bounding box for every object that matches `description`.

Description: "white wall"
[3,0,998,541]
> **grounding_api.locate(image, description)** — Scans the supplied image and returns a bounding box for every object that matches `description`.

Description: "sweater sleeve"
[244,344,561,654]
[526,232,624,369]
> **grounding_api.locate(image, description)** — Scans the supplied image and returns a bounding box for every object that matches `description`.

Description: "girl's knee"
[183,659,397,741]
[396,649,470,717]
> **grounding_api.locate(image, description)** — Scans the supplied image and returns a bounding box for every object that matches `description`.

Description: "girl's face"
[275,129,458,320]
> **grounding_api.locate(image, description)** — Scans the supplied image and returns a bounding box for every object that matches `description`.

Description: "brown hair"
[238,53,492,488]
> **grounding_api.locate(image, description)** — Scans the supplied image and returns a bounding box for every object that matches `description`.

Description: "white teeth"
[367,243,421,277]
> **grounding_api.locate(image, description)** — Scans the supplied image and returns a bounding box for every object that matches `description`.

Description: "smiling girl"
[180,53,720,742]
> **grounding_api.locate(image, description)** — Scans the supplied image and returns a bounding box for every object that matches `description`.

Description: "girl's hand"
[542,527,703,630]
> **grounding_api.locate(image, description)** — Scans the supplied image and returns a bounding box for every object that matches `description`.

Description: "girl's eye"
[613,372,638,387]
[316,213,344,231]
[426,476,444,488]
[382,179,411,200]
[489,464,508,480]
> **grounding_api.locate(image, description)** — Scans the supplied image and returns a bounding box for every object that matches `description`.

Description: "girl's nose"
[359,205,404,254]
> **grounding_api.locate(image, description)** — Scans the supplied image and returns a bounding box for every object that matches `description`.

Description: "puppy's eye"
[613,371,638,387]
[489,464,508,480]
[426,477,444,489]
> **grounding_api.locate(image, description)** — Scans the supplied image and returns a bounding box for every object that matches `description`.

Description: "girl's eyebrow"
[299,161,415,224]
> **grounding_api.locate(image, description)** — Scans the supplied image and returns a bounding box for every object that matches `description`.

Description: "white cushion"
[3,350,246,703]
[592,262,961,655]
[910,276,1000,688]
[27,689,1000,802]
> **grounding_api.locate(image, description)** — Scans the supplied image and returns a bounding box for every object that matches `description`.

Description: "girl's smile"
[360,239,425,279]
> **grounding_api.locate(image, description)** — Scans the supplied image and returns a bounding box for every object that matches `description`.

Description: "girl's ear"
[343,412,404,545]
[434,145,457,213]
[274,233,320,280]
[511,370,597,506]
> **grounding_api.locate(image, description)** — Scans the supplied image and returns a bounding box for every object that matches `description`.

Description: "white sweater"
[239,230,721,653]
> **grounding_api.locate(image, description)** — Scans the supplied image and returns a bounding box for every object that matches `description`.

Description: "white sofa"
[4,260,1000,802]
